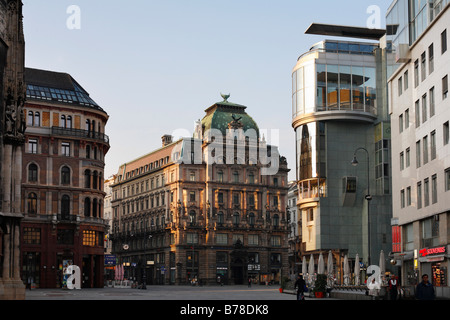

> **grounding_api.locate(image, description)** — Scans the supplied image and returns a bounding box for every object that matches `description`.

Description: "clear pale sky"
[22,0,392,180]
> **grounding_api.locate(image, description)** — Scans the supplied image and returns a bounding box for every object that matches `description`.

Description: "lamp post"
[351,147,372,267]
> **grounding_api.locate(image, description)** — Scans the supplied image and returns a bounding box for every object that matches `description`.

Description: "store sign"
[248,264,260,271]
[419,246,447,257]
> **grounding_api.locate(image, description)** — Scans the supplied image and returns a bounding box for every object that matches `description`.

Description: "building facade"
[111,97,290,286]
[287,181,301,277]
[0,0,26,300]
[387,0,450,298]
[20,68,110,288]
[292,27,393,282]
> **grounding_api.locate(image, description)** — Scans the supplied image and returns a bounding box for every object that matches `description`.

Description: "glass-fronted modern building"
[292,33,393,282]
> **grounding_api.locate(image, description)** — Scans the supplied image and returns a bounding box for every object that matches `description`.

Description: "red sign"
[419,246,447,257]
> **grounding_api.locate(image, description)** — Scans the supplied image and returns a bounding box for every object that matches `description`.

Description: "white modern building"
[387,0,450,298]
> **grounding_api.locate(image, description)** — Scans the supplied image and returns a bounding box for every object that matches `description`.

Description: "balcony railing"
[52,126,110,144]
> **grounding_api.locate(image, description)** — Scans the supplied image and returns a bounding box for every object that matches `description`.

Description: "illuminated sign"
[419,246,447,257]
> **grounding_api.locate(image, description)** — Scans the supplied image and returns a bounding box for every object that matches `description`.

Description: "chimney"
[162,135,173,147]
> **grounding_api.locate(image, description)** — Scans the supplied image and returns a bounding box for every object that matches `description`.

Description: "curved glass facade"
[292,63,377,119]
[295,122,326,199]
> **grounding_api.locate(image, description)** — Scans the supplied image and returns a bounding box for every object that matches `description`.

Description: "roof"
[305,23,386,40]
[201,95,260,138]
[24,68,105,113]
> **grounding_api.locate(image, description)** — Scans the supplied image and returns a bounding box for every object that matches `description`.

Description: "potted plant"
[314,274,327,298]
[280,276,290,293]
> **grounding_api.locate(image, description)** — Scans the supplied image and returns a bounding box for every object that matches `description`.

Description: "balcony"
[52,126,110,144]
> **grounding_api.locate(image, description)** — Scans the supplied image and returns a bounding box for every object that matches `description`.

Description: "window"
[189,191,195,202]
[398,77,403,96]
[416,140,421,168]
[27,111,33,126]
[443,75,448,100]
[404,70,409,91]
[400,189,405,208]
[27,193,37,214]
[445,168,450,191]
[217,211,224,225]
[217,171,223,182]
[405,109,410,128]
[232,212,240,226]
[190,171,195,181]
[61,142,70,156]
[423,136,428,164]
[61,195,70,220]
[248,234,258,245]
[421,52,426,82]
[444,121,450,145]
[232,234,244,245]
[417,182,422,209]
[189,211,196,225]
[429,44,434,74]
[23,227,41,245]
[34,112,40,127]
[432,174,438,204]
[60,115,66,128]
[216,233,227,245]
[61,166,71,185]
[28,139,38,154]
[430,87,435,117]
[406,148,411,168]
[86,145,91,159]
[84,169,91,188]
[407,187,411,206]
[273,214,280,227]
[415,100,420,127]
[399,114,403,133]
[442,29,447,54]
[431,131,436,160]
[414,60,419,88]
[248,212,255,226]
[28,163,38,182]
[424,178,430,207]
[218,192,224,204]
[233,171,239,183]
[83,230,99,247]
[400,152,404,170]
[84,198,91,217]
[249,173,255,184]
[67,116,72,129]
[422,94,427,123]
[270,236,281,247]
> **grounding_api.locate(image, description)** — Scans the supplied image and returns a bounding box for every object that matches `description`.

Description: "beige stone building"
[111,97,290,285]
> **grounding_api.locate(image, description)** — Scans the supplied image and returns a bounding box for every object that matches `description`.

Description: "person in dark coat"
[416,274,435,300]
[294,275,307,300]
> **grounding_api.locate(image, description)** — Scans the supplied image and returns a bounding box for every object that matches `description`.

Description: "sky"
[22,0,392,181]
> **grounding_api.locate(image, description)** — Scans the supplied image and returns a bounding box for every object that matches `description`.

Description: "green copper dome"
[201,95,260,138]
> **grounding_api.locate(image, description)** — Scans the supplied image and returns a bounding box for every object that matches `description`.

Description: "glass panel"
[364,67,377,114]
[304,64,315,114]
[339,66,352,110]
[327,65,339,110]
[316,64,326,110]
[352,66,365,110]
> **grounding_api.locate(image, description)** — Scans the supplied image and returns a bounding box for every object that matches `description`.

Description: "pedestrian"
[415,274,435,300]
[388,274,399,300]
[248,277,252,287]
[367,278,380,300]
[294,275,307,301]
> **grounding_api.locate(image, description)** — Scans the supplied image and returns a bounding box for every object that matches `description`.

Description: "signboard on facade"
[104,255,117,266]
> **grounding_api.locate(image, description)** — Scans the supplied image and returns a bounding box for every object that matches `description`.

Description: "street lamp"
[351,147,372,267]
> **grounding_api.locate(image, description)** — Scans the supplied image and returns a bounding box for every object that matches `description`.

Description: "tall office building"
[387,0,450,298]
[292,24,393,281]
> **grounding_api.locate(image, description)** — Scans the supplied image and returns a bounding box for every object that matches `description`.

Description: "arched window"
[273,214,279,228]
[217,211,224,225]
[28,163,38,182]
[84,169,91,188]
[27,193,37,214]
[248,212,255,226]
[233,212,240,226]
[86,145,91,159]
[98,200,102,218]
[34,112,40,127]
[85,119,90,131]
[84,198,91,217]
[61,195,70,220]
[93,198,98,217]
[27,111,34,126]
[61,166,71,185]
[189,210,196,225]
[61,115,66,128]
[67,116,72,129]
[93,171,98,189]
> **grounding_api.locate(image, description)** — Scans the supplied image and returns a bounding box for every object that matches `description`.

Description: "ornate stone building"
[20,68,110,288]
[111,97,290,286]
[0,0,26,300]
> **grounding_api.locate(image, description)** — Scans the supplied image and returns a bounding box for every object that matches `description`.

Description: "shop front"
[418,245,448,296]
